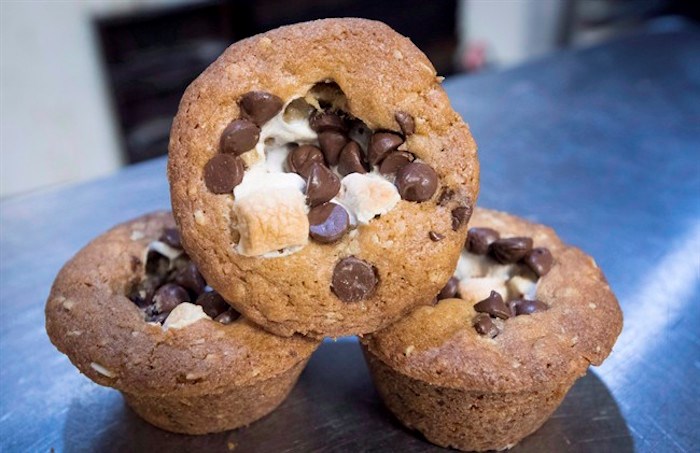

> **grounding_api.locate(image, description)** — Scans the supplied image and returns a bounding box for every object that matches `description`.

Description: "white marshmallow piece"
[336,172,401,224]
[233,169,309,256]
[458,277,508,304]
[163,303,210,330]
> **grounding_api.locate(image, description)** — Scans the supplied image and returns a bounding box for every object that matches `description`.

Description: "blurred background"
[1,0,698,198]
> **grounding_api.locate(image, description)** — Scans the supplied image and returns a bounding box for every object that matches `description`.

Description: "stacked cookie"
[45,18,621,450]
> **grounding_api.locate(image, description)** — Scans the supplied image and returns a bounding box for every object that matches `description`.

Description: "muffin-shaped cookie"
[361,208,622,451]
[45,212,318,434]
[168,18,479,338]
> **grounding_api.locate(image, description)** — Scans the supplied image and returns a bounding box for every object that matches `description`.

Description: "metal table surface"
[1,28,699,452]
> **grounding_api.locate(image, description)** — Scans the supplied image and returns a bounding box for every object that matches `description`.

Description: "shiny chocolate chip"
[318,130,348,166]
[473,290,510,320]
[379,151,414,176]
[173,261,206,295]
[220,119,260,155]
[159,228,181,249]
[337,141,368,176]
[429,231,444,242]
[331,257,378,302]
[451,206,472,231]
[368,132,403,165]
[523,247,553,277]
[513,299,549,315]
[395,111,415,135]
[514,299,549,316]
[203,154,244,194]
[473,314,499,338]
[438,277,459,300]
[306,163,340,207]
[490,237,534,264]
[154,283,189,314]
[467,227,500,255]
[310,112,346,132]
[214,309,240,325]
[308,202,349,244]
[286,145,325,179]
[396,162,438,202]
[239,91,283,126]
[195,291,230,319]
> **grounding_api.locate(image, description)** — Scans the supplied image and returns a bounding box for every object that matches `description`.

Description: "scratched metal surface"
[1,28,699,452]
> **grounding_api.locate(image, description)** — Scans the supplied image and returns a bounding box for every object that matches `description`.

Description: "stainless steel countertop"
[1,28,699,452]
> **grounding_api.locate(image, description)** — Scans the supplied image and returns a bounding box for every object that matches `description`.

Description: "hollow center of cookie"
[205,81,439,258]
[437,227,554,338]
[127,227,240,327]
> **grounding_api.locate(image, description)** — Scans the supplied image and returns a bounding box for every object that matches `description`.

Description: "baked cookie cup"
[361,207,622,451]
[168,18,479,338]
[45,212,318,435]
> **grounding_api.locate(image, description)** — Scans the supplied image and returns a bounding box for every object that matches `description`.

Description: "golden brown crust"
[45,212,318,398]
[362,207,623,392]
[168,18,479,338]
[363,349,575,451]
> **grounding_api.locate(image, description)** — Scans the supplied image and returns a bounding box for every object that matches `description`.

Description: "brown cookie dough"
[45,212,319,435]
[168,18,479,338]
[361,207,623,451]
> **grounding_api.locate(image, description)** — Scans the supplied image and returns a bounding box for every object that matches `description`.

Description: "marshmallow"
[336,172,400,224]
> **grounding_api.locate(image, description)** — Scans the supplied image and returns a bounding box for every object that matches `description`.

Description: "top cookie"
[168,18,479,338]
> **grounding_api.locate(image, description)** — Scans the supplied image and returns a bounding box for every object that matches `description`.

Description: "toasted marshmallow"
[336,172,400,224]
[163,302,210,330]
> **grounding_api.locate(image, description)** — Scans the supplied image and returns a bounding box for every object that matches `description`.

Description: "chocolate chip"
[306,163,340,207]
[204,154,244,194]
[310,112,346,132]
[368,132,403,166]
[473,290,510,320]
[308,202,349,243]
[220,119,260,155]
[318,130,348,166]
[429,231,444,242]
[145,250,170,277]
[513,299,549,315]
[467,227,500,255]
[437,276,459,300]
[173,261,206,295]
[473,314,499,338]
[437,188,454,206]
[286,145,325,179]
[490,237,534,264]
[379,151,414,176]
[451,206,472,231]
[239,91,283,126]
[523,247,553,277]
[159,228,182,249]
[195,291,230,318]
[395,111,416,136]
[148,312,169,324]
[507,300,519,318]
[331,257,378,302]
[153,283,189,314]
[395,162,438,202]
[337,141,368,176]
[129,275,162,308]
[214,309,240,325]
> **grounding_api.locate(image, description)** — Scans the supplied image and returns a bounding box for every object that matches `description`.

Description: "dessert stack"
[46,18,621,451]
